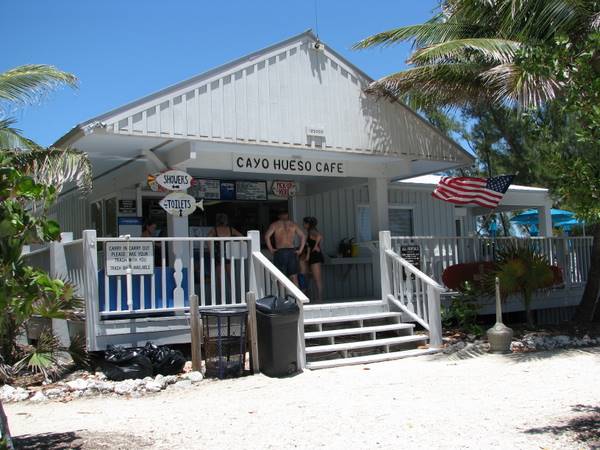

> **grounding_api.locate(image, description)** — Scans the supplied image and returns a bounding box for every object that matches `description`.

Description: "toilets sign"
[233,154,345,177]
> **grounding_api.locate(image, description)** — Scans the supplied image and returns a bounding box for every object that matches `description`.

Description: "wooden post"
[427,285,443,348]
[82,230,99,351]
[246,291,260,374]
[190,294,203,372]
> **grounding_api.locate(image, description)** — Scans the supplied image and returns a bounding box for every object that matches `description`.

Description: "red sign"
[271,181,297,197]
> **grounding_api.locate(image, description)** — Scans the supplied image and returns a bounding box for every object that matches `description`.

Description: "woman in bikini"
[303,216,324,302]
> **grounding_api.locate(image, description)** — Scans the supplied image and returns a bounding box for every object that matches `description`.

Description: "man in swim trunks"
[265,209,306,286]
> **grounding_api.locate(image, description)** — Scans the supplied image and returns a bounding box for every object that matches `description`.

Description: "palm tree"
[354,0,599,109]
[355,0,600,324]
[0,64,91,192]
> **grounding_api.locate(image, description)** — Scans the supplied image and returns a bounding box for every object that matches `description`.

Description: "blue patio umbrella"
[510,208,575,226]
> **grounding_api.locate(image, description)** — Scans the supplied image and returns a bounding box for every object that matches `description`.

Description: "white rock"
[143,376,154,382]
[163,375,177,385]
[114,379,136,395]
[66,379,89,391]
[0,385,16,402]
[555,335,571,346]
[145,381,162,393]
[44,388,66,398]
[13,387,29,401]
[30,391,47,403]
[183,371,203,383]
[173,379,192,389]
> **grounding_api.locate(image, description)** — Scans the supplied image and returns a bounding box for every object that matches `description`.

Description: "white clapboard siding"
[88,31,469,164]
[48,191,90,239]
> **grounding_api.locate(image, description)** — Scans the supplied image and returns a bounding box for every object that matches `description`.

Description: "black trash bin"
[255,295,300,377]
[201,308,248,379]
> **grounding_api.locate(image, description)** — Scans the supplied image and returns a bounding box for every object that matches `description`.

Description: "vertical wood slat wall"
[301,184,457,301]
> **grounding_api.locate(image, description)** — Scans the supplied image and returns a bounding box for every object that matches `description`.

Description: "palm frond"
[13,330,62,381]
[0,118,42,151]
[409,38,521,65]
[482,63,563,109]
[366,63,492,108]
[9,147,92,193]
[0,65,77,107]
[353,21,483,49]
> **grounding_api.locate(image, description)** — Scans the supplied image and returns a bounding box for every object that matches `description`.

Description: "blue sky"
[2,0,440,147]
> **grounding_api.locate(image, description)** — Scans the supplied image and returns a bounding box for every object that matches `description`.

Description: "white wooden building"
[26,31,591,369]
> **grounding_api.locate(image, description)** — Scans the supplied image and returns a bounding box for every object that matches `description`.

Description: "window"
[389,208,414,236]
[90,197,118,237]
[357,205,371,242]
[356,205,414,240]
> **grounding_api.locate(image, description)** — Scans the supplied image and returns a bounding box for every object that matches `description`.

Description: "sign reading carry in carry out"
[159,192,204,217]
[147,169,192,192]
[105,241,154,276]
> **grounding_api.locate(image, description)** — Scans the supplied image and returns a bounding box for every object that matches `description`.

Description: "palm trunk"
[574,224,600,323]
[523,290,535,327]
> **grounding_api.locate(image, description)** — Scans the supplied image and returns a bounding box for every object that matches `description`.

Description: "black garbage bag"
[140,342,187,376]
[102,346,153,381]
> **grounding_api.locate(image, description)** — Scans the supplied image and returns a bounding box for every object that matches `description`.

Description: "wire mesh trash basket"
[201,308,248,379]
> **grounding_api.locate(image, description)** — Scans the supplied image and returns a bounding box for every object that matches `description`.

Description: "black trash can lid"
[255,296,299,315]
[201,308,248,317]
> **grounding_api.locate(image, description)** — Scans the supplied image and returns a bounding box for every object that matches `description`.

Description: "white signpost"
[159,192,204,217]
[105,241,154,276]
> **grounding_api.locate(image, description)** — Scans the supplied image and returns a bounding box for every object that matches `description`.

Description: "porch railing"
[391,236,593,287]
[380,231,443,348]
[22,229,309,367]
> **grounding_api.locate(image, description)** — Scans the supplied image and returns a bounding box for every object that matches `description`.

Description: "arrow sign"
[149,169,192,192]
[159,192,204,217]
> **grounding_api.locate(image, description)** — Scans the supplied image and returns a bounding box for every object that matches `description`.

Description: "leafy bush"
[0,152,85,382]
[442,262,495,291]
[442,282,483,336]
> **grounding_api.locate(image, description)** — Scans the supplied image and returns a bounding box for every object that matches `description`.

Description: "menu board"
[189,179,220,200]
[235,181,267,201]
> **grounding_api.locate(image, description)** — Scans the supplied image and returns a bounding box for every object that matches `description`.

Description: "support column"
[539,202,553,237]
[368,177,389,240]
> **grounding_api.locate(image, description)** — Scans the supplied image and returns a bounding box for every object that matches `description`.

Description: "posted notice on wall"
[105,241,154,276]
[233,154,346,177]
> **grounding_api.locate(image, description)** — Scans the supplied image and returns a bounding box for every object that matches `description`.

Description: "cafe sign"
[159,192,204,217]
[148,169,192,192]
[233,154,345,177]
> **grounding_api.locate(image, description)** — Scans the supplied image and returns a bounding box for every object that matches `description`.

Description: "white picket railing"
[379,231,443,347]
[391,236,593,287]
[94,234,251,317]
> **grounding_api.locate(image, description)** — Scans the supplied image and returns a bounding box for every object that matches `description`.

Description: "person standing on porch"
[303,217,324,302]
[265,209,306,286]
[208,213,242,272]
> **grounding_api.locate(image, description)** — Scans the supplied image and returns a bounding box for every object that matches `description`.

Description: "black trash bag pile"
[141,342,187,376]
[101,342,187,381]
[102,346,153,381]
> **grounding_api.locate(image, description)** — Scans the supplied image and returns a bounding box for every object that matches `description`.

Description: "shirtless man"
[265,210,306,286]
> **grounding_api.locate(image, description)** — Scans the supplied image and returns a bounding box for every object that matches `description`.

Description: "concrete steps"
[304,300,433,369]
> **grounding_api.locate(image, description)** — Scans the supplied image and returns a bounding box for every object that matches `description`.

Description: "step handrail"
[379,231,444,348]
[251,251,309,304]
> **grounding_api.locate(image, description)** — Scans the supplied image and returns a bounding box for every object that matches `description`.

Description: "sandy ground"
[6,347,600,450]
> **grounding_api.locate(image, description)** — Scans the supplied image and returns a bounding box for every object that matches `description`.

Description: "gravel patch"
[5,347,600,449]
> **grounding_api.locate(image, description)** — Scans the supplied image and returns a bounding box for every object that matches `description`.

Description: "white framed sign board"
[105,241,154,276]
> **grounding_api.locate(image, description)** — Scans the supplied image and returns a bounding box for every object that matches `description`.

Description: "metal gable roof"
[56,30,473,166]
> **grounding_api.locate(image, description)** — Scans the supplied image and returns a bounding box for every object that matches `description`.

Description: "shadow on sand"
[14,430,154,450]
[523,404,600,448]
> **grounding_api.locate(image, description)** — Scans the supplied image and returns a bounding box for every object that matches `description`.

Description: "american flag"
[432,175,514,208]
